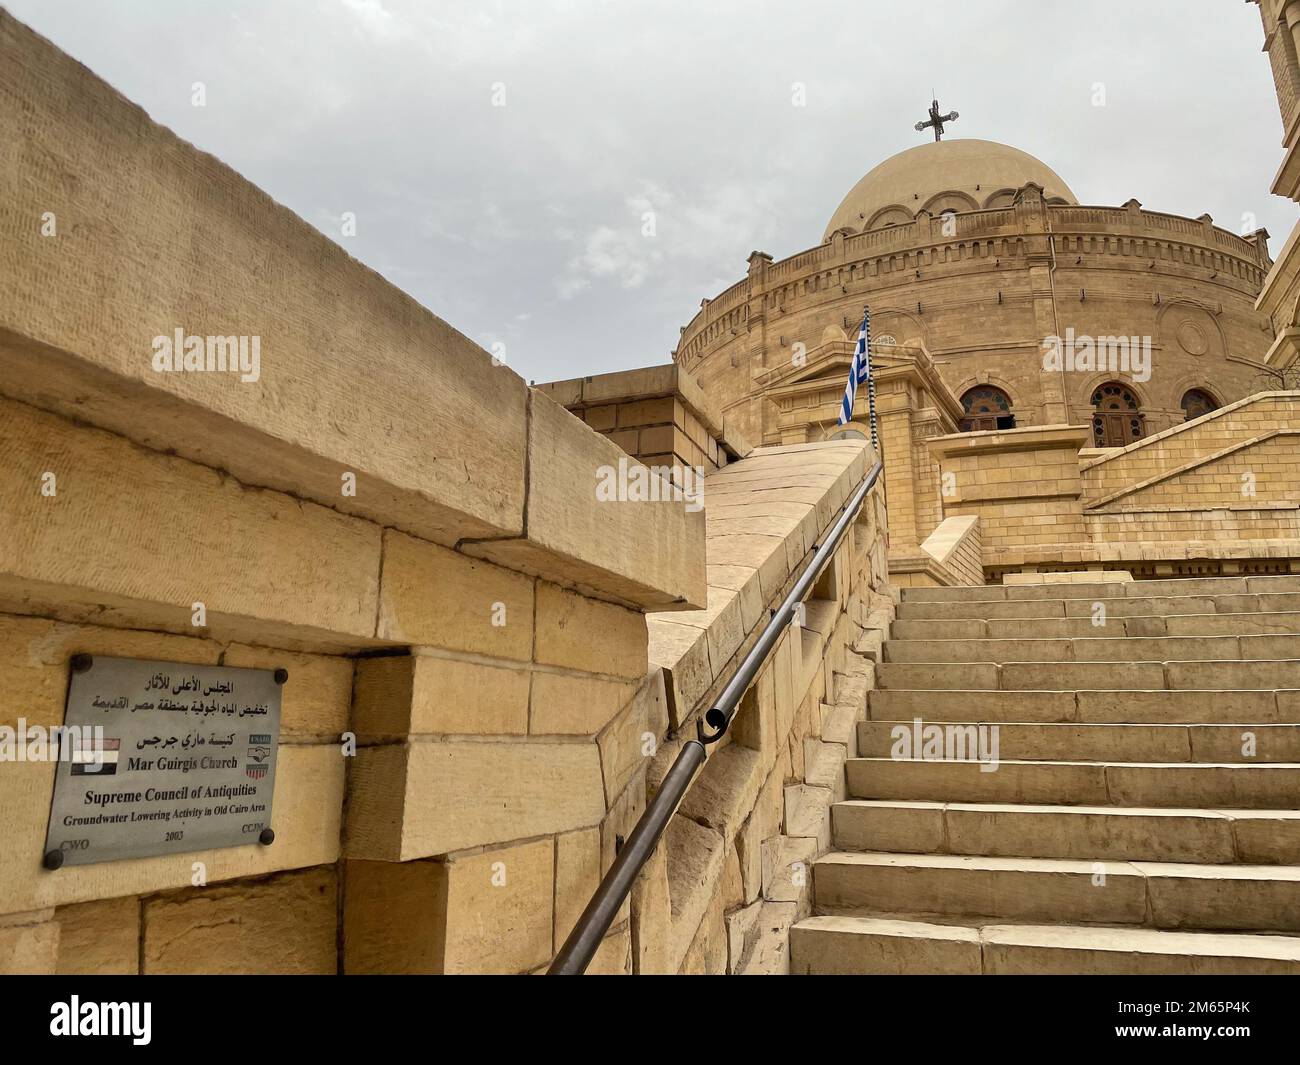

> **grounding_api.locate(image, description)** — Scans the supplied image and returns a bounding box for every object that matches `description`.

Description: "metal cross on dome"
[915,97,959,141]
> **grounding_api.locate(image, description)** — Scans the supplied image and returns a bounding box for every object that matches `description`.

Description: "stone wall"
[539,363,753,479]
[0,11,718,976]
[0,383,702,974]
[0,11,898,976]
[674,191,1273,448]
[635,441,892,974]
[924,393,1300,579]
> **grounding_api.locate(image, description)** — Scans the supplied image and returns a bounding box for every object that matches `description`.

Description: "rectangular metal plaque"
[44,655,283,867]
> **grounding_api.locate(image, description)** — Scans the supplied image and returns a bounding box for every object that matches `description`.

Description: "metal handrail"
[548,452,884,974]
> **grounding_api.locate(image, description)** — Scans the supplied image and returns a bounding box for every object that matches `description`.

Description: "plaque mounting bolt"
[259,828,275,846]
[273,668,288,685]
[43,849,64,870]
[70,654,93,674]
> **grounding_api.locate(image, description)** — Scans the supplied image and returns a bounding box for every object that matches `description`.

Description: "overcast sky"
[8,0,1295,384]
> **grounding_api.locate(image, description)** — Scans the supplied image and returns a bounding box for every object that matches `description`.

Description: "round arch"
[1088,379,1147,448]
[824,421,871,443]
[869,308,928,351]
[950,373,1026,415]
[1180,387,1221,422]
[864,204,914,231]
[982,188,1019,209]
[958,384,1016,432]
[921,190,981,215]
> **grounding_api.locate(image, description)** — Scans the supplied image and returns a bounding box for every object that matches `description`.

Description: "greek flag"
[838,308,872,426]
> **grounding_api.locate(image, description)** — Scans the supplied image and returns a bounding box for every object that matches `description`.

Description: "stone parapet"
[0,11,700,613]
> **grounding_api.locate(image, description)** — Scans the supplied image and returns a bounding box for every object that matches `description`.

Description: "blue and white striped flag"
[838,307,872,426]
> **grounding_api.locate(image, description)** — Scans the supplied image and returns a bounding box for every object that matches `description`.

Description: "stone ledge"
[537,362,753,460]
[0,13,701,613]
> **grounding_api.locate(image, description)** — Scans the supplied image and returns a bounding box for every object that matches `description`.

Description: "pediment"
[764,344,916,395]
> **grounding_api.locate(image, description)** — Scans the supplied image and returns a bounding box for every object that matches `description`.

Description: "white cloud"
[6,0,1294,386]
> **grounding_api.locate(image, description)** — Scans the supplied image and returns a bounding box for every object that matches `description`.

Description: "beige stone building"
[679,138,1276,450]
[4,8,1300,981]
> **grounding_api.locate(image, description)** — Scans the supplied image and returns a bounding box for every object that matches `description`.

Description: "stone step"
[891,611,1300,640]
[895,591,1300,621]
[857,720,1300,763]
[831,799,1300,864]
[845,757,1300,808]
[876,659,1300,691]
[882,635,1300,663]
[867,687,1300,724]
[789,915,1300,975]
[812,851,1300,931]
[899,575,1300,604]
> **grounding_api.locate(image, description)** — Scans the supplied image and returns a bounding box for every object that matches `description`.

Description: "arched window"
[960,386,1015,432]
[829,428,866,441]
[1181,388,1219,422]
[1091,382,1144,447]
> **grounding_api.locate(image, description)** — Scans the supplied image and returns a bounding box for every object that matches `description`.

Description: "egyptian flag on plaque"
[70,737,120,776]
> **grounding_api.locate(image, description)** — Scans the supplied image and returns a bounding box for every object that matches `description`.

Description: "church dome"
[823,138,1078,239]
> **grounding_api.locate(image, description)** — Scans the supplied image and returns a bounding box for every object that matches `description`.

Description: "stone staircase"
[789,575,1300,974]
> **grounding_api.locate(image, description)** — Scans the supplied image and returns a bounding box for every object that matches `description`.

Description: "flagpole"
[862,304,878,455]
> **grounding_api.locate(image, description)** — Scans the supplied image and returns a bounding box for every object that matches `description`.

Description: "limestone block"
[647,617,712,726]
[55,896,139,975]
[772,631,797,744]
[376,530,534,660]
[761,836,818,903]
[587,924,633,975]
[654,584,747,685]
[346,842,553,975]
[736,752,790,903]
[353,653,530,739]
[725,899,763,973]
[783,784,834,848]
[677,743,763,842]
[706,564,764,633]
[530,671,639,737]
[720,842,744,913]
[343,859,444,974]
[0,398,382,645]
[443,840,554,974]
[598,774,645,930]
[554,827,600,951]
[143,867,337,974]
[223,643,352,741]
[0,908,58,974]
[345,738,605,860]
[791,915,983,975]
[804,739,849,801]
[0,613,219,731]
[679,894,728,974]
[1,743,342,915]
[666,815,725,969]
[0,11,528,547]
[468,391,707,610]
[736,900,798,975]
[730,665,776,758]
[706,533,790,604]
[534,582,649,680]
[820,704,859,752]
[596,671,665,803]
[630,839,672,974]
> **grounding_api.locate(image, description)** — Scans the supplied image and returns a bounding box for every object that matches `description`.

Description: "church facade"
[674,137,1276,452]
